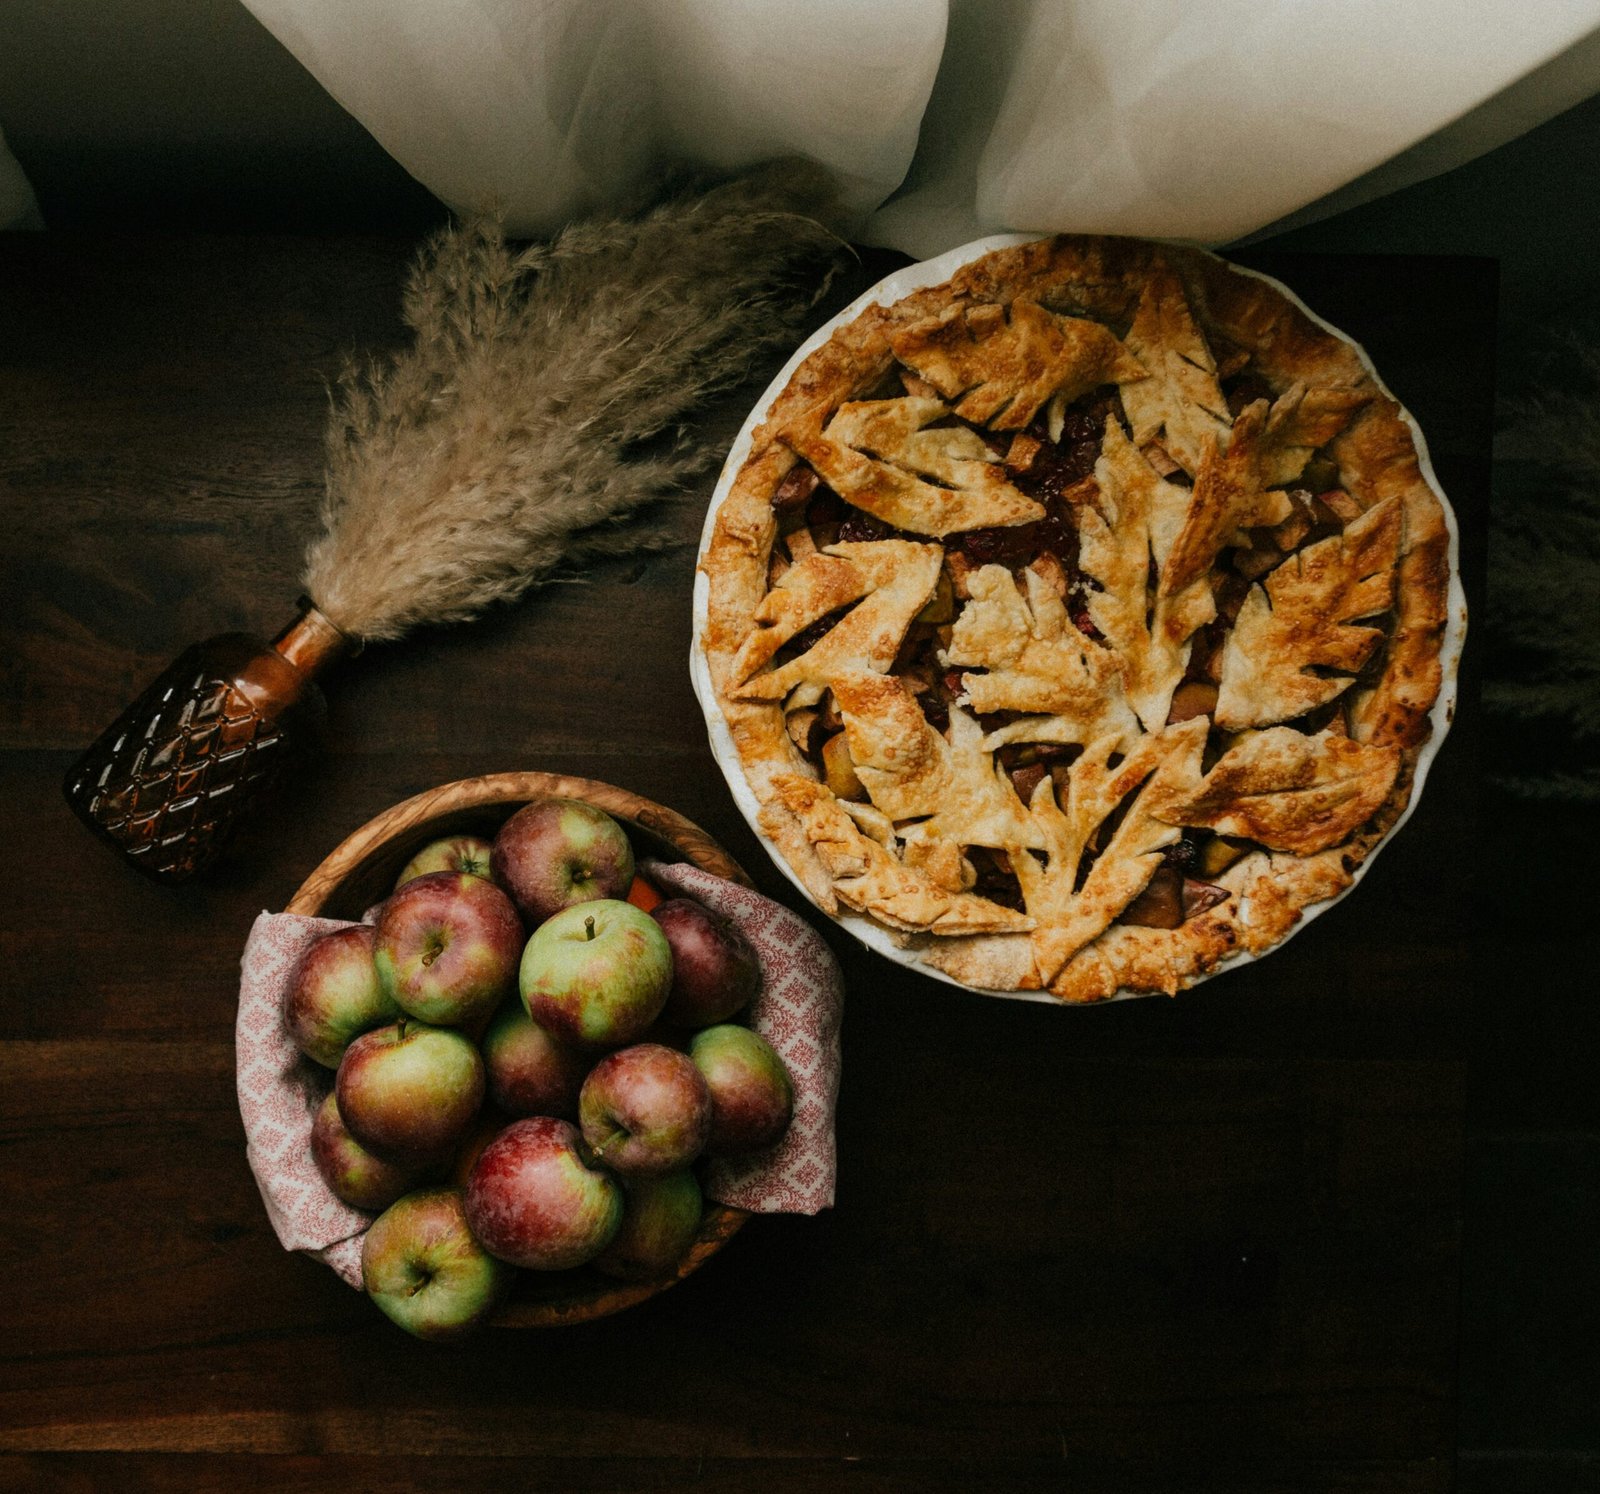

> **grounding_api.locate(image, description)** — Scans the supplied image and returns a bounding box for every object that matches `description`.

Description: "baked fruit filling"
[703,240,1449,1000]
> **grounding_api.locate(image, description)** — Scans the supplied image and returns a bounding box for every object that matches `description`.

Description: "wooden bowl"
[287,771,750,1327]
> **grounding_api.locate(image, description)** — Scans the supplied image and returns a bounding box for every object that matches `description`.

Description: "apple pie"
[698,236,1460,1001]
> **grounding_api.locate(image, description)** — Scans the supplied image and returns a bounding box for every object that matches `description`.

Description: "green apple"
[361,1188,509,1340]
[336,1019,484,1164]
[394,835,495,890]
[519,899,672,1050]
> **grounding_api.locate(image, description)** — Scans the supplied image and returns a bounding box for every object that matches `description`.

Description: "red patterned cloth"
[235,866,843,1289]
[643,860,842,1215]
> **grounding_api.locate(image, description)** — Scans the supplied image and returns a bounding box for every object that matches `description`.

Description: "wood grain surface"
[0,234,1492,1492]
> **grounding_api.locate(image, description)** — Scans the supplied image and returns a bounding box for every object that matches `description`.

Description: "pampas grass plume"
[302,163,847,642]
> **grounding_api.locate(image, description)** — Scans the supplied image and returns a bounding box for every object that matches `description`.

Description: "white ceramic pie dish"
[690,233,1468,1005]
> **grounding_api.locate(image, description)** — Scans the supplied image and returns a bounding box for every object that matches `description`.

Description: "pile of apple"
[284,797,794,1340]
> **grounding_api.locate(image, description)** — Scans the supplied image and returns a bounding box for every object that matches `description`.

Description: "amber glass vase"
[63,604,350,883]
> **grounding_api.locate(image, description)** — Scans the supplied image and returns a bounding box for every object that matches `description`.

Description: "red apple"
[373,871,523,1029]
[651,897,762,1027]
[593,1170,704,1282]
[285,925,398,1069]
[336,1019,484,1164]
[394,834,495,890]
[690,1025,794,1154]
[448,1114,504,1188]
[520,899,672,1050]
[579,1044,711,1176]
[464,1117,622,1270]
[310,1090,423,1213]
[361,1187,510,1340]
[482,999,590,1118]
[491,798,635,924]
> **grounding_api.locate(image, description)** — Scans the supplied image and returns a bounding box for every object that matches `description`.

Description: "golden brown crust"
[889,299,1146,431]
[1157,727,1402,857]
[699,234,1458,1002]
[1216,497,1402,729]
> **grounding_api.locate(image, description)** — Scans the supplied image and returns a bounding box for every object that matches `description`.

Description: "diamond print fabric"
[643,860,843,1216]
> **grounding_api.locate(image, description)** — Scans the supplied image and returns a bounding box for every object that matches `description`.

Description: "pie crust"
[698,235,1460,1003]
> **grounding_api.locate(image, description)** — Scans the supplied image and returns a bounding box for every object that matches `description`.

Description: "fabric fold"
[240,0,1600,250]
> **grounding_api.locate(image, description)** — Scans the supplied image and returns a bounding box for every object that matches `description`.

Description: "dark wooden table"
[0,235,1491,1492]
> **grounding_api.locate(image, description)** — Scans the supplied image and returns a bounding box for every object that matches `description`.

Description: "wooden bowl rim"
[284,770,752,1328]
[287,770,749,914]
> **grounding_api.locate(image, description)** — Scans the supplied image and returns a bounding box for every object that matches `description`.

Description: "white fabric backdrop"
[235,0,1600,253]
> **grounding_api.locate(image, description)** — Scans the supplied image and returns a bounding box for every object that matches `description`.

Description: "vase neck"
[273,601,352,678]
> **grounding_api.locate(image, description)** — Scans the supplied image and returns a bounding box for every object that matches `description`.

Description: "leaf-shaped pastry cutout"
[1159,399,1293,595]
[1081,418,1217,729]
[1254,382,1370,488]
[902,706,1044,853]
[840,799,897,846]
[1010,718,1209,984]
[944,564,1141,750]
[774,773,1035,936]
[1155,726,1401,856]
[792,396,1044,537]
[733,541,917,680]
[730,540,943,701]
[919,931,1039,991]
[1118,265,1232,475]
[830,670,952,821]
[1215,497,1401,728]
[827,398,1001,486]
[1160,381,1369,596]
[903,836,976,894]
[888,299,1148,431]
[831,672,1044,852]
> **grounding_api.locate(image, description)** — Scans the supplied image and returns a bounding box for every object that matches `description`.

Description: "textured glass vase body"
[63,606,348,883]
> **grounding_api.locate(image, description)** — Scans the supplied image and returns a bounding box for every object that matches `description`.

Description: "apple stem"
[584,915,596,942]
[396,1017,408,1040]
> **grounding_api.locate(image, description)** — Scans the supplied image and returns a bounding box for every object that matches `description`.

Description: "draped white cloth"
[234,0,1600,252]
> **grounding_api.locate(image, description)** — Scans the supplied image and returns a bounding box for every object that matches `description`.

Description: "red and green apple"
[593,1170,704,1282]
[285,925,398,1069]
[361,1187,510,1340]
[482,999,590,1119]
[336,1018,484,1164]
[464,1116,622,1270]
[373,870,523,1029]
[394,834,495,890]
[309,1090,421,1213]
[491,798,635,924]
[651,897,762,1027]
[690,1024,794,1154]
[579,1043,711,1177]
[520,898,672,1050]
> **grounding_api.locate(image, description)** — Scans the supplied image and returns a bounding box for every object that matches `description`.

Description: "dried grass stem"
[302,165,846,642]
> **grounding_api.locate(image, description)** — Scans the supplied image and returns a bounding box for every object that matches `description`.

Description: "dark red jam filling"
[1222,370,1274,417]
